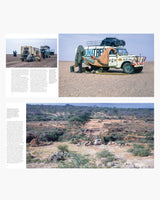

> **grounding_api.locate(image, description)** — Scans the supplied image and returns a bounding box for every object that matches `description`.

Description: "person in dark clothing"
[13,50,17,57]
[41,49,45,59]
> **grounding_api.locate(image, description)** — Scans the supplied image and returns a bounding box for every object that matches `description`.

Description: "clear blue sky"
[6,38,57,54]
[28,103,154,109]
[59,34,154,61]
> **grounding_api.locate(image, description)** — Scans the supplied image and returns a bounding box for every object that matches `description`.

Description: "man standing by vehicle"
[41,49,45,59]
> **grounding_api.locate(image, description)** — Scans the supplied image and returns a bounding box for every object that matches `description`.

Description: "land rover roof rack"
[87,40,102,47]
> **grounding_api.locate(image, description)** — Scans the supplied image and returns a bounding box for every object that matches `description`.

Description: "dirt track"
[59,61,154,97]
[6,54,57,68]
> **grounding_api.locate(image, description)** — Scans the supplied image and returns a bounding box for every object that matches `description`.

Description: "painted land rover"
[83,41,146,74]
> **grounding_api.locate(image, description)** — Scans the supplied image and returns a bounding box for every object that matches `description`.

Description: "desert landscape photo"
[59,34,154,97]
[6,38,57,68]
[26,103,154,168]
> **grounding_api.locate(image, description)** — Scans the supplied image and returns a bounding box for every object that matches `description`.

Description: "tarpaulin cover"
[83,47,117,67]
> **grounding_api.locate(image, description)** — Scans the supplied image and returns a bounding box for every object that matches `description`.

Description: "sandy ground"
[59,61,154,97]
[6,54,57,68]
[26,114,154,168]
[27,141,154,168]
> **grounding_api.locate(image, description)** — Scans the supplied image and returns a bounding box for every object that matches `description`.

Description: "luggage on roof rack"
[100,37,125,47]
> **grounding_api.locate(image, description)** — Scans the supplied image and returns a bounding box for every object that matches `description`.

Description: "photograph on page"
[59,34,154,97]
[6,38,57,68]
[26,103,154,168]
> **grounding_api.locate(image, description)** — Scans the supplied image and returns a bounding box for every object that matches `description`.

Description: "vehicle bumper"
[132,62,145,68]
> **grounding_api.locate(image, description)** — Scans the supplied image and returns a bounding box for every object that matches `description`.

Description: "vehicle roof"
[40,46,50,49]
[21,46,38,48]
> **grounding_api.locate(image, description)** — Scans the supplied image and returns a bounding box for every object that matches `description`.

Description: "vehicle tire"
[122,62,135,74]
[134,67,143,73]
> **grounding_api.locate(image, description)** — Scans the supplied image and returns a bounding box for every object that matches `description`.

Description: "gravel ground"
[27,141,154,168]
[6,54,57,68]
[59,61,154,97]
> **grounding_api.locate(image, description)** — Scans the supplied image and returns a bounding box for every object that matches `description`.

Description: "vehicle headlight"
[134,56,138,62]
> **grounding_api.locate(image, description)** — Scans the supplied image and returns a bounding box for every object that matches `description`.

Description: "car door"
[109,54,118,67]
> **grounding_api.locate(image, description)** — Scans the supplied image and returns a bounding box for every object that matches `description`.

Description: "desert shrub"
[52,116,58,121]
[148,143,154,150]
[58,145,69,153]
[68,112,91,126]
[27,153,34,163]
[97,150,116,162]
[71,152,90,167]
[133,144,144,149]
[39,128,64,142]
[58,152,90,168]
[104,133,124,144]
[127,144,151,157]
[113,108,118,115]
[145,118,153,122]
[58,135,63,141]
[127,148,133,153]
[145,131,154,142]
[58,160,76,168]
[136,132,144,136]
[133,148,150,157]
[117,140,125,146]
[46,132,61,141]
[27,153,41,163]
[69,134,88,141]
[137,131,154,144]
[26,133,35,143]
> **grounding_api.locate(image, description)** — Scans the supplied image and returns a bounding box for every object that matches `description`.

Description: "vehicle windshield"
[115,48,128,55]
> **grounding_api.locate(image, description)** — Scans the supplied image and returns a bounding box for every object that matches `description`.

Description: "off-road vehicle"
[21,46,41,62]
[40,46,51,59]
[82,39,146,74]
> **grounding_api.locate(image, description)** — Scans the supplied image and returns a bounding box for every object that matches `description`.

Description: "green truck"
[40,46,51,59]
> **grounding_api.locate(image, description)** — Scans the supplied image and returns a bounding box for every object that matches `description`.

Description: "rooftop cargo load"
[100,37,125,47]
